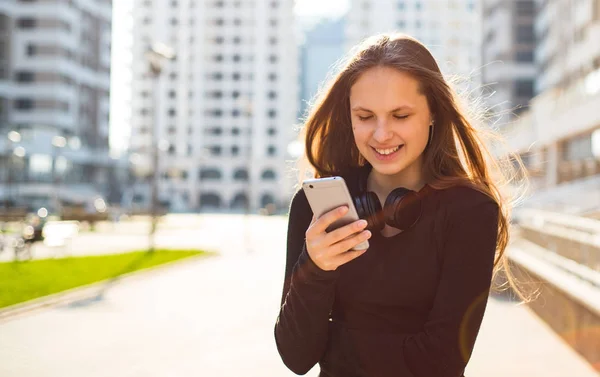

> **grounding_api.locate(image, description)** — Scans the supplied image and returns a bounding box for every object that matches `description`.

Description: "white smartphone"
[302,176,369,251]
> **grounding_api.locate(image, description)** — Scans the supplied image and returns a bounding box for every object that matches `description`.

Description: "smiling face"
[349,66,432,179]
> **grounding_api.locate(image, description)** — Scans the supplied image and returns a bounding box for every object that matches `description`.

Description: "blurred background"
[0,0,599,376]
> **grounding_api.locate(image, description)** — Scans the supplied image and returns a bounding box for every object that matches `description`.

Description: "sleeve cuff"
[295,243,340,283]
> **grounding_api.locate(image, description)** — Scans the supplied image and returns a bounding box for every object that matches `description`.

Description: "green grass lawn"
[0,249,207,309]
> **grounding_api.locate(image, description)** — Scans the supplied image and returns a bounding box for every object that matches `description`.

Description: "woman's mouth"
[371,145,404,161]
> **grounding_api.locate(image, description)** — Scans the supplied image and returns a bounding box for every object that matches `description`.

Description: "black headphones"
[352,164,426,232]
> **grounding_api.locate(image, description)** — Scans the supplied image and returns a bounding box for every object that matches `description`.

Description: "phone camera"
[309,184,314,189]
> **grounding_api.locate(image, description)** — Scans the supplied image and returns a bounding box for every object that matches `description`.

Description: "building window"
[515,50,534,63]
[232,127,240,135]
[14,98,34,110]
[168,108,176,117]
[26,44,36,56]
[232,109,240,117]
[233,54,241,62]
[199,193,222,209]
[15,71,34,82]
[231,145,239,156]
[268,109,277,118]
[267,128,276,136]
[206,127,223,135]
[267,145,276,156]
[232,91,240,98]
[515,0,535,16]
[200,168,222,180]
[230,193,248,209]
[262,169,276,180]
[209,145,222,156]
[514,80,535,98]
[261,193,275,208]
[232,72,241,81]
[233,168,248,181]
[17,18,36,29]
[268,73,277,81]
[268,91,277,99]
[515,24,535,43]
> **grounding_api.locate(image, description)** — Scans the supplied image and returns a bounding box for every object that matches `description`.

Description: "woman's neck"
[367,163,427,197]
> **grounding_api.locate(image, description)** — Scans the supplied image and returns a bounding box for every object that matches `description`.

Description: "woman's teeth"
[374,146,400,155]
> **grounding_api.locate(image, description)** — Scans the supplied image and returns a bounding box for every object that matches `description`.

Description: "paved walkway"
[0,215,597,376]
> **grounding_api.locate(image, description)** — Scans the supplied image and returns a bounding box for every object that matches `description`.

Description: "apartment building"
[0,0,122,210]
[129,0,298,213]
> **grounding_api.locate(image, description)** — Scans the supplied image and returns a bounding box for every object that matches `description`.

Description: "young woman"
[274,33,525,377]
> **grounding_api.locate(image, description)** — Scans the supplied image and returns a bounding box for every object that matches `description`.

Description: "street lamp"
[145,42,175,253]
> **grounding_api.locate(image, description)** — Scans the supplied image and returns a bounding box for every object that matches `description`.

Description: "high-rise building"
[481,0,537,121]
[129,0,298,213]
[501,0,600,197]
[0,0,120,210]
[345,0,481,85]
[298,17,346,119]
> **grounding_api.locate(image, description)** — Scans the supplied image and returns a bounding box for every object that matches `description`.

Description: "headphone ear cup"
[354,191,384,231]
[384,188,422,231]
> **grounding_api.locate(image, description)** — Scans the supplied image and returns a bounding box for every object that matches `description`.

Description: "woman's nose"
[373,121,393,141]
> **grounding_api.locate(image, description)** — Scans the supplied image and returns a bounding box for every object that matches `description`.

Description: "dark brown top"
[274,165,500,377]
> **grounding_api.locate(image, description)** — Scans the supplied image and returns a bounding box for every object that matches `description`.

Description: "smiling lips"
[373,145,401,155]
[371,144,404,160]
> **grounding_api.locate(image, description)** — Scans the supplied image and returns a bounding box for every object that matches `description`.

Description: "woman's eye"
[357,115,408,121]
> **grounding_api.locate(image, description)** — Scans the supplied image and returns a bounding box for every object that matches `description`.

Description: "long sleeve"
[358,196,500,377]
[274,189,340,375]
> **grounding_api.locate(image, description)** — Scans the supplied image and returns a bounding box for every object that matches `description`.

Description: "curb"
[0,252,217,324]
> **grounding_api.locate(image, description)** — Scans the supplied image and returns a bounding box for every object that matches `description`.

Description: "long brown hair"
[296,33,530,300]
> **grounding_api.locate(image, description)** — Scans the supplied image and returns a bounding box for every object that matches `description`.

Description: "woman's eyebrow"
[351,105,415,112]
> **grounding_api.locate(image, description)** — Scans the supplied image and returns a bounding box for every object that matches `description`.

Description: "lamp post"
[51,135,67,216]
[4,131,21,208]
[145,42,175,253]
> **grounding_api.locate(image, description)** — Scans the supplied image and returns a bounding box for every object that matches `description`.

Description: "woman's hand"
[305,206,371,271]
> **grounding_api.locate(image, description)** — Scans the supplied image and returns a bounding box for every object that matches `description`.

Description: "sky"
[109,0,349,153]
